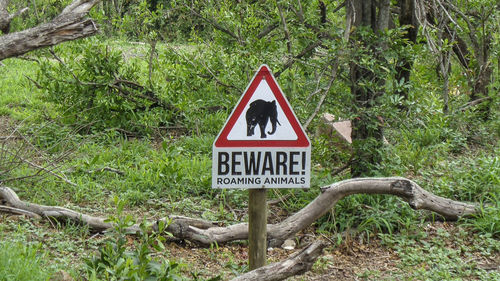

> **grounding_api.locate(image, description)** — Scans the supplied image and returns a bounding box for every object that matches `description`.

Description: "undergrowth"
[0,37,498,280]
[0,242,53,281]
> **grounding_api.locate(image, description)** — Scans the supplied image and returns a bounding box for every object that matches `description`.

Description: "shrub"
[37,40,180,136]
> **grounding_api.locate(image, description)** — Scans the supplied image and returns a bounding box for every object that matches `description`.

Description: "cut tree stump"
[316,113,388,150]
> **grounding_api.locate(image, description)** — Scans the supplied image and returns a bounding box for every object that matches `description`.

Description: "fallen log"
[0,205,41,219]
[1,177,477,248]
[0,185,123,232]
[159,177,477,247]
[231,241,327,281]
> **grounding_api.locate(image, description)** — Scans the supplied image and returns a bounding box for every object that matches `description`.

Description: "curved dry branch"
[0,205,40,219]
[0,186,123,232]
[162,177,477,247]
[1,177,477,248]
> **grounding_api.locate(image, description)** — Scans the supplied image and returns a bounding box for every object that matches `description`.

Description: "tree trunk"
[347,0,387,177]
[0,0,100,61]
[395,0,418,103]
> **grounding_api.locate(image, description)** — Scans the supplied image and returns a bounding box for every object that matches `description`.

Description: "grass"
[0,241,53,281]
[0,59,46,119]
[0,38,498,280]
[378,225,500,280]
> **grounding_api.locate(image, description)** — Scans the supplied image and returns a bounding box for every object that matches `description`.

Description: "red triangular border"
[214,65,310,148]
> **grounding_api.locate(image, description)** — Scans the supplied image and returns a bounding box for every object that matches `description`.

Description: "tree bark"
[1,177,477,248]
[347,0,387,177]
[0,0,100,61]
[395,0,418,103]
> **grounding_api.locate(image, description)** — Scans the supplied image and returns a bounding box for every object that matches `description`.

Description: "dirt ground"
[164,233,399,280]
[163,221,499,280]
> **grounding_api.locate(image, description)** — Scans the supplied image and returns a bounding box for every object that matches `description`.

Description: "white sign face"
[212,65,311,189]
[226,79,297,141]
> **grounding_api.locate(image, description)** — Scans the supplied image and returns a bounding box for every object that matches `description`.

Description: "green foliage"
[7,0,73,32]
[0,58,42,119]
[379,228,500,280]
[37,39,180,136]
[85,197,183,281]
[1,0,499,279]
[0,242,53,281]
[316,194,420,241]
[461,192,500,237]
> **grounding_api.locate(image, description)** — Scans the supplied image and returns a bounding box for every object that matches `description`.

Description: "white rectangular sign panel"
[212,147,311,188]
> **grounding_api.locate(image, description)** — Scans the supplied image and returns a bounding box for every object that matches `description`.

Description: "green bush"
[37,40,180,136]
[85,198,183,281]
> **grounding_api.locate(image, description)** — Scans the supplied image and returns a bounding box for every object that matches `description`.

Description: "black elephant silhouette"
[245,99,281,138]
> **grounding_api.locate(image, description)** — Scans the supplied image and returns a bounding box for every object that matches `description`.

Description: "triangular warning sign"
[214,65,310,148]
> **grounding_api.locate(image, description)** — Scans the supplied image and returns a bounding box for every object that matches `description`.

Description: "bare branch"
[277,2,292,54]
[231,241,327,281]
[303,60,340,129]
[256,22,279,39]
[275,40,323,77]
[332,0,347,14]
[0,147,77,186]
[0,0,101,60]
[0,205,41,219]
[457,96,491,112]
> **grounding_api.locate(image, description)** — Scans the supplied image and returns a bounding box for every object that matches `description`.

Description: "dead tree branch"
[457,96,491,112]
[277,2,292,54]
[0,186,126,232]
[0,205,41,219]
[0,0,101,61]
[303,59,340,129]
[1,177,477,247]
[275,40,323,78]
[0,146,77,186]
[231,241,327,281]
[0,0,28,34]
[256,22,279,39]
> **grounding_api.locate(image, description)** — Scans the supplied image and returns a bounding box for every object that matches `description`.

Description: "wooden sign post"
[212,65,311,270]
[248,189,267,269]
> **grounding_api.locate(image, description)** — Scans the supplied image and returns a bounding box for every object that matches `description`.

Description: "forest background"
[0,0,499,280]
